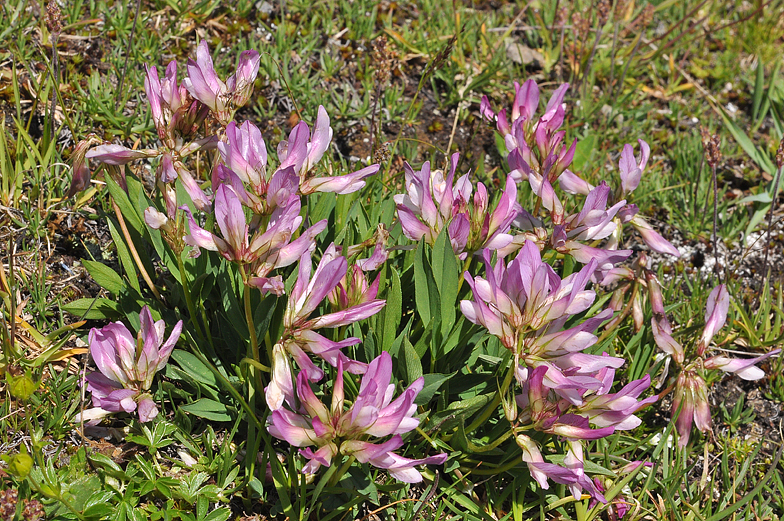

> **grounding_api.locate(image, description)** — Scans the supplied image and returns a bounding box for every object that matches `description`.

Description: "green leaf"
[202,508,232,521]
[82,259,125,295]
[381,268,402,353]
[402,336,423,383]
[61,298,122,320]
[571,132,597,172]
[413,240,432,325]
[752,57,765,124]
[429,393,494,432]
[546,454,615,476]
[432,227,459,338]
[170,350,218,389]
[105,173,145,235]
[180,398,233,422]
[737,192,772,205]
[720,108,775,174]
[84,490,117,511]
[108,218,141,293]
[415,372,454,405]
[84,504,115,520]
[309,191,336,224]
[87,452,125,477]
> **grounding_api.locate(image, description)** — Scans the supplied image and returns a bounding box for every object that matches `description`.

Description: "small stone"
[256,1,273,14]
[505,40,544,67]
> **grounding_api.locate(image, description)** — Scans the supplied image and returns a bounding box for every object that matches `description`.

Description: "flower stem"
[460,456,521,475]
[328,455,356,487]
[239,265,261,364]
[176,252,206,343]
[574,498,587,521]
[466,429,513,453]
[465,363,514,435]
[456,255,473,294]
[597,281,639,345]
[464,392,501,435]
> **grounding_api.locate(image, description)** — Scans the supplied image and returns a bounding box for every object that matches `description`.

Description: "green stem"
[546,494,591,513]
[465,363,514,435]
[328,455,356,487]
[460,456,521,475]
[575,498,587,521]
[596,281,639,345]
[456,256,472,294]
[466,429,513,453]
[239,265,260,364]
[185,333,263,431]
[464,392,501,435]
[177,252,205,343]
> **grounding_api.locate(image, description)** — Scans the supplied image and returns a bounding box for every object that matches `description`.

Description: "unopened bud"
[144,207,170,231]
[502,392,518,422]
[632,290,644,332]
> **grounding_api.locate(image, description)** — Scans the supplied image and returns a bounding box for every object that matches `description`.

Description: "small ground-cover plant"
[1,1,783,520]
[49,34,780,519]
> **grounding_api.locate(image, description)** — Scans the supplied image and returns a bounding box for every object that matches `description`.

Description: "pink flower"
[328,265,381,311]
[218,121,268,188]
[144,61,196,142]
[671,371,711,447]
[697,284,729,354]
[182,186,326,286]
[704,350,781,380]
[618,140,650,195]
[267,244,385,409]
[630,214,680,257]
[460,242,600,350]
[67,136,102,197]
[184,40,259,124]
[85,144,157,165]
[578,374,658,430]
[647,272,684,365]
[268,353,447,482]
[274,107,379,195]
[395,153,521,256]
[74,306,182,424]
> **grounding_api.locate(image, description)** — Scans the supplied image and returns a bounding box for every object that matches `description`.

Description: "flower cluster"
[66,32,784,513]
[649,283,781,446]
[269,352,447,482]
[69,41,451,486]
[481,80,679,269]
[395,153,521,258]
[75,306,182,424]
[181,184,326,294]
[461,242,655,502]
[266,244,386,410]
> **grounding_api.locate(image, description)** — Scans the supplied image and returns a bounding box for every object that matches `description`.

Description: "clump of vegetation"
[1,0,783,519]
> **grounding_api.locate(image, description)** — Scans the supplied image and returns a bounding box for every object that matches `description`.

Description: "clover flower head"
[268,352,447,483]
[183,40,260,124]
[275,106,379,195]
[75,306,182,424]
[394,153,521,257]
[266,244,385,410]
[181,185,326,288]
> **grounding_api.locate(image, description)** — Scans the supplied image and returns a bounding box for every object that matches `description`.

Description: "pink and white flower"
[268,353,447,483]
[74,306,182,424]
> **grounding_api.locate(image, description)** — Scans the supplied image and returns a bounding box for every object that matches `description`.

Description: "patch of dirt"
[716,380,782,433]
